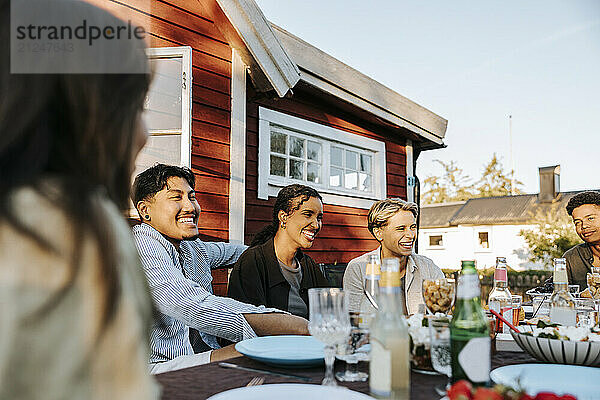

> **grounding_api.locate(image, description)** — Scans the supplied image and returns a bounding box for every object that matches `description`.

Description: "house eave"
[209,0,300,97]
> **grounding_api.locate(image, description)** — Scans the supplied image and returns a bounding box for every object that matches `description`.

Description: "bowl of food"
[422,279,455,314]
[510,323,600,366]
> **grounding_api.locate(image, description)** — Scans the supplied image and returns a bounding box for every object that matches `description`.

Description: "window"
[478,232,489,249]
[429,235,444,248]
[258,108,386,209]
[134,47,192,178]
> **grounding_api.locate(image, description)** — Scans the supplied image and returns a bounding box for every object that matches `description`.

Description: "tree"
[473,154,523,197]
[421,160,474,204]
[519,204,582,268]
[421,154,523,204]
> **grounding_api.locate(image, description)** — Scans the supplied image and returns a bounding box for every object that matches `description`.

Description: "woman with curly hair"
[228,184,330,318]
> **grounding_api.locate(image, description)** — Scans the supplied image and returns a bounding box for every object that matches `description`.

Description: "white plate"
[235,335,324,367]
[206,383,374,400]
[491,363,600,400]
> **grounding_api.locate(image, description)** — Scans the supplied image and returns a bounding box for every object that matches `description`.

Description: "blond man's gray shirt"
[343,248,444,315]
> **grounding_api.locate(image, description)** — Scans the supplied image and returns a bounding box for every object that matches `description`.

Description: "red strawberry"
[473,387,503,400]
[448,380,473,400]
[517,394,534,400]
[534,393,559,400]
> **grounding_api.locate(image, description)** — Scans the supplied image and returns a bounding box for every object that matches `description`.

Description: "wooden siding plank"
[195,193,229,213]
[193,85,230,112]
[192,155,230,178]
[193,174,229,196]
[193,67,230,95]
[193,120,231,145]
[192,102,230,128]
[191,137,231,161]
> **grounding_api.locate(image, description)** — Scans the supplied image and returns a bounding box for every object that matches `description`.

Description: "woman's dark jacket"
[227,238,330,318]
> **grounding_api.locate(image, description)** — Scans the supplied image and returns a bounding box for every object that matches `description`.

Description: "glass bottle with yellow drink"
[369,258,410,400]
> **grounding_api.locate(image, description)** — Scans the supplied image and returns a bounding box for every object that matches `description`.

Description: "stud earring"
[144,215,150,220]
[281,221,286,229]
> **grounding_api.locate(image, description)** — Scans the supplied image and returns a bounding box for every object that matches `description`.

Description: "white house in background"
[418,166,590,271]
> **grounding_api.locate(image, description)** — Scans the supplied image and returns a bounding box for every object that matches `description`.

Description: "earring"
[281,221,286,229]
[144,215,150,220]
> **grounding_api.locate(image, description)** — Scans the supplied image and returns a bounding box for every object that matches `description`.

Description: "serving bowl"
[510,325,600,366]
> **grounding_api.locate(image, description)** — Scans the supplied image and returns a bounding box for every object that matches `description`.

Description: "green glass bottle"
[450,260,490,387]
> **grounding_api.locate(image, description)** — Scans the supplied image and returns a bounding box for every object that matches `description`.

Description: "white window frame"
[474,228,492,252]
[258,107,386,209]
[427,233,445,249]
[144,46,193,167]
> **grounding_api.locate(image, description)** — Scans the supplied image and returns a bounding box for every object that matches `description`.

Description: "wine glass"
[308,288,351,386]
[335,311,372,382]
[422,279,455,315]
[429,316,451,396]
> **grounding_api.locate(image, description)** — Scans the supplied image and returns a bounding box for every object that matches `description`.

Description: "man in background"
[564,191,600,289]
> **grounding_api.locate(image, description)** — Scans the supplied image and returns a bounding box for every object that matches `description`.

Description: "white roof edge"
[215,0,300,97]
[270,24,448,141]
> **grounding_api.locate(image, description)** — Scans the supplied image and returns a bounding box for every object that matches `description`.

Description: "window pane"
[346,150,357,170]
[289,136,305,158]
[345,171,358,190]
[358,173,371,191]
[330,167,343,187]
[331,146,343,167]
[270,155,286,176]
[143,58,182,131]
[307,141,321,162]
[360,154,371,173]
[307,163,320,184]
[134,134,181,178]
[429,235,443,247]
[289,159,304,180]
[271,131,286,154]
[478,232,489,248]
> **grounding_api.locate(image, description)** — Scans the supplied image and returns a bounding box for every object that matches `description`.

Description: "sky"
[254,0,600,194]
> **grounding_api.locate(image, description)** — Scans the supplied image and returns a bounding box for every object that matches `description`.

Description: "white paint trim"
[145,46,193,167]
[406,139,414,202]
[215,0,299,97]
[228,49,247,244]
[258,107,386,209]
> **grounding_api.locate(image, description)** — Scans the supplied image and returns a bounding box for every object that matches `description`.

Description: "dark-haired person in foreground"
[564,191,600,289]
[132,164,309,374]
[228,185,330,318]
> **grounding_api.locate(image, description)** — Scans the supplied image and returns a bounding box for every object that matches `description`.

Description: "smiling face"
[572,204,600,245]
[138,176,201,245]
[373,210,417,259]
[279,196,323,250]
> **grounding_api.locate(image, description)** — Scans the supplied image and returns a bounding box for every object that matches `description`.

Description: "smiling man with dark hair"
[131,164,308,374]
[563,191,600,289]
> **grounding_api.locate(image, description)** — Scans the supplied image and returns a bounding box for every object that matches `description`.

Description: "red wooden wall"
[245,86,408,265]
[93,0,232,294]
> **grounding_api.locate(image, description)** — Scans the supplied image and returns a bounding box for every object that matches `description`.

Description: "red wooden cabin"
[90,0,447,295]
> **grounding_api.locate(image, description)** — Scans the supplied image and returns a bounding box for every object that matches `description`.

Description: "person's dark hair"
[251,184,323,247]
[0,1,151,325]
[132,164,196,212]
[566,191,600,216]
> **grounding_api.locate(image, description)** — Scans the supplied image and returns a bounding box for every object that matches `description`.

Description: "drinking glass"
[576,298,598,328]
[587,267,600,299]
[429,316,451,395]
[422,279,455,315]
[308,288,351,386]
[335,311,371,382]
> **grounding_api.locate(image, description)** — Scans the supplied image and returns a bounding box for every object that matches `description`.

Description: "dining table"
[155,351,540,400]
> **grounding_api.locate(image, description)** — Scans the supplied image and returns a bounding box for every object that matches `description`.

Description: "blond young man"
[343,198,444,315]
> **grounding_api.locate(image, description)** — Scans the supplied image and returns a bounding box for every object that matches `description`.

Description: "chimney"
[538,165,560,203]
